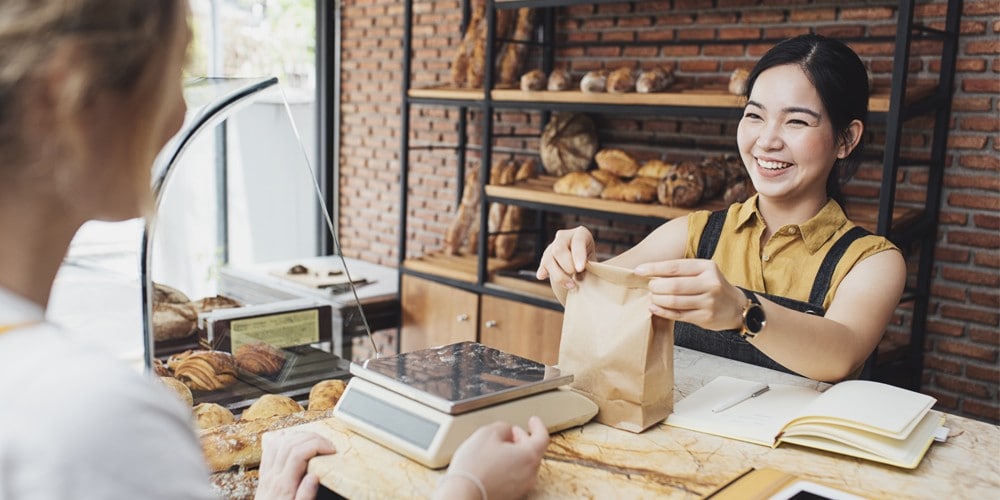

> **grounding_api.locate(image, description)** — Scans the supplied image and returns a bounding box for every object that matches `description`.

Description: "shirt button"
[788,227,799,234]
[762,254,770,262]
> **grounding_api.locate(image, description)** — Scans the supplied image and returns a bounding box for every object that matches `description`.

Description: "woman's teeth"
[757,159,791,170]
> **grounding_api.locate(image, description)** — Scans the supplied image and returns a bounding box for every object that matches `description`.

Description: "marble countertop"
[303,347,1000,499]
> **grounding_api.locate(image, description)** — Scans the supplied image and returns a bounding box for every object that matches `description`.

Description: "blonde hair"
[0,0,184,164]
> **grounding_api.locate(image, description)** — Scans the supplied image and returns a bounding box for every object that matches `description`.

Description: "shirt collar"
[0,285,46,327]
[735,195,850,253]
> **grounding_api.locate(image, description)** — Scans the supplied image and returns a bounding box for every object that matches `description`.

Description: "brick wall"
[336,0,1000,423]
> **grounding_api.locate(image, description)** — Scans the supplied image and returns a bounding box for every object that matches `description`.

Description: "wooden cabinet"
[401,275,563,363]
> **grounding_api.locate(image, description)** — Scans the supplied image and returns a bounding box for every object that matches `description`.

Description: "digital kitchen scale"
[332,341,599,468]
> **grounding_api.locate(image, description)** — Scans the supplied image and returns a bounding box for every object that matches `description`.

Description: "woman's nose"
[756,121,783,150]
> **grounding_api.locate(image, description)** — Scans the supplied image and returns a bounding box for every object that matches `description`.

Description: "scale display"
[351,341,572,414]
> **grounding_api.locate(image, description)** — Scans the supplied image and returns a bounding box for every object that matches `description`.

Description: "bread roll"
[160,376,193,407]
[154,283,190,304]
[520,69,546,91]
[199,410,332,472]
[607,67,637,94]
[515,158,538,181]
[601,179,657,203]
[657,162,705,207]
[636,67,676,93]
[234,342,286,376]
[495,205,523,260]
[153,302,198,341]
[553,172,604,198]
[193,403,236,430]
[590,169,622,187]
[699,155,729,199]
[308,379,348,412]
[724,176,757,204]
[595,148,639,177]
[631,176,660,189]
[547,68,572,91]
[443,169,480,255]
[241,394,303,421]
[152,358,171,377]
[539,113,598,176]
[729,68,750,95]
[210,469,259,500]
[174,351,238,392]
[193,296,241,315]
[499,8,536,85]
[580,69,609,93]
[637,159,673,180]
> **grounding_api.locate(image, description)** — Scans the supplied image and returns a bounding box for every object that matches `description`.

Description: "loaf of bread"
[495,205,524,260]
[590,169,622,187]
[595,148,639,177]
[729,68,750,95]
[499,8,536,85]
[724,176,757,204]
[308,379,348,412]
[241,394,303,421]
[540,113,598,176]
[210,469,259,500]
[554,172,604,198]
[468,8,516,88]
[699,155,729,199]
[580,69,609,93]
[607,67,637,94]
[449,1,485,87]
[515,157,538,181]
[193,403,236,430]
[153,302,198,341]
[160,376,193,407]
[443,169,481,255]
[174,351,238,392]
[657,162,705,207]
[631,176,660,189]
[601,179,657,203]
[636,159,674,180]
[193,295,242,315]
[636,67,676,93]
[547,68,573,91]
[199,409,332,472]
[154,283,189,304]
[234,342,286,376]
[520,69,546,91]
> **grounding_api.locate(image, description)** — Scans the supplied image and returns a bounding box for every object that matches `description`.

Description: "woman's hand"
[255,429,336,500]
[536,226,595,289]
[636,259,746,331]
[435,416,550,500]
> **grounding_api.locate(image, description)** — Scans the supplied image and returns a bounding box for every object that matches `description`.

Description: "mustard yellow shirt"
[685,195,899,310]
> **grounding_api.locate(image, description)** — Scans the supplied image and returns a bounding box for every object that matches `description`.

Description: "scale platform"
[333,342,598,468]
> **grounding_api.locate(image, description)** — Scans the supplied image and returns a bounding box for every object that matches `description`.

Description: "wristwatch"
[738,287,766,340]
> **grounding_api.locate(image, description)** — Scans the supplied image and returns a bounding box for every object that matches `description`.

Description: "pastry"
[657,162,705,207]
[590,169,622,187]
[553,172,604,198]
[499,8,536,85]
[174,351,238,392]
[199,410,332,473]
[729,68,750,95]
[152,358,171,377]
[234,342,286,376]
[539,113,598,176]
[241,394,303,421]
[580,69,609,93]
[153,282,189,304]
[152,301,198,341]
[160,376,193,407]
[193,403,236,430]
[193,295,242,315]
[547,68,572,91]
[631,176,660,189]
[636,159,673,180]
[607,67,637,94]
[595,148,639,177]
[520,69,546,91]
[699,155,729,199]
[636,67,675,93]
[515,158,538,181]
[308,379,348,412]
[601,179,657,203]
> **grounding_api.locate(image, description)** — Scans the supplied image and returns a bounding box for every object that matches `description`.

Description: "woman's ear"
[837,119,864,159]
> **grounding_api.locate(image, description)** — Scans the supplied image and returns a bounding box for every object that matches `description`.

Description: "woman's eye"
[787,119,808,126]
[743,112,762,120]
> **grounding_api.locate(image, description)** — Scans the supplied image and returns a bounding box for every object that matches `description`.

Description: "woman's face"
[736,64,845,205]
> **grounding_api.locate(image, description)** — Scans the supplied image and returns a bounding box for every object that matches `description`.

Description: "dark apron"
[673,209,871,377]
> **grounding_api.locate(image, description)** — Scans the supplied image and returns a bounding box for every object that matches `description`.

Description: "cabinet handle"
[456,314,469,322]
[484,320,498,328]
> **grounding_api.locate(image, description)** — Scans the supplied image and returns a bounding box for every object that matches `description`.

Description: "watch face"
[745,304,766,333]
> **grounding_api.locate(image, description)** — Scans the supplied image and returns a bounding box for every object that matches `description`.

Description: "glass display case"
[142,77,378,413]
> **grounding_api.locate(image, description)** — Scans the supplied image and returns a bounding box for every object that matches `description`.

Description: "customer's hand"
[435,416,550,500]
[636,258,745,331]
[536,226,595,289]
[255,429,336,500]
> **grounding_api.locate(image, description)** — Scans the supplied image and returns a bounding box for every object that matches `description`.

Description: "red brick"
[937,339,998,362]
[967,41,1000,57]
[840,7,895,21]
[925,354,964,374]
[963,77,1000,93]
[966,363,1000,383]
[926,319,967,337]
[947,192,1000,210]
[954,58,989,72]
[974,213,1000,229]
[933,246,972,264]
[948,230,1000,248]
[941,265,1000,286]
[960,400,1000,424]
[970,327,1000,345]
[970,289,1000,309]
[924,389,959,411]
[967,0,1000,16]
[940,303,1000,326]
[975,251,1000,268]
[935,374,994,398]
[959,154,1000,170]
[960,116,1000,132]
[743,11,787,23]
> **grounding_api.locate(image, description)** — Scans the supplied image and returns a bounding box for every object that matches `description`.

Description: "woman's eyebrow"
[745,100,821,120]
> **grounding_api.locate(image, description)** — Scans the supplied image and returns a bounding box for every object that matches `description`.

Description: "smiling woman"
[537,34,907,384]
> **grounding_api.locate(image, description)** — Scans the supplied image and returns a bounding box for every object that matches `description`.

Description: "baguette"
[495,205,524,260]
[443,169,481,255]
[499,8,536,85]
[450,1,485,88]
[198,410,333,473]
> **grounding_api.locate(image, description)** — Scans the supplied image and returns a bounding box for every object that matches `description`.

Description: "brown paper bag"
[558,261,674,432]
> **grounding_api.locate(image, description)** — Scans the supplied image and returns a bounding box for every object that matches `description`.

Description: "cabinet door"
[400,275,478,353]
[479,295,563,365]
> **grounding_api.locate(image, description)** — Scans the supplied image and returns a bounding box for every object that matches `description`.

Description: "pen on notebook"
[711,382,770,413]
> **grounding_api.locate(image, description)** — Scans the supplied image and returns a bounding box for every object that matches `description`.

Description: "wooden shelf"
[403,252,533,283]
[408,84,936,113]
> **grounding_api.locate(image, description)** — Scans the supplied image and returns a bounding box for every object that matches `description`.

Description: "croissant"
[234,342,286,376]
[174,351,238,392]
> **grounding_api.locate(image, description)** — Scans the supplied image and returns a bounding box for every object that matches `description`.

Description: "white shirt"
[0,287,216,500]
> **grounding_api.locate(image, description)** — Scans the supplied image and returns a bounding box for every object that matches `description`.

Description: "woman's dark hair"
[744,34,869,206]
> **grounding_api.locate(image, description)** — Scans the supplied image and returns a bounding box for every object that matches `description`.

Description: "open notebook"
[665,376,945,469]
